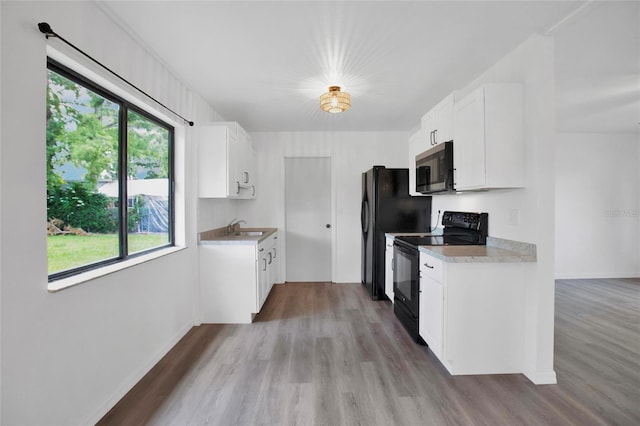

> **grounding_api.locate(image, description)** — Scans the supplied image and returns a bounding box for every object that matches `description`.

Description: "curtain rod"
[38,22,194,127]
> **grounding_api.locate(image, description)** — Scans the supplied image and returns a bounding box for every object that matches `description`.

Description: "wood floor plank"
[98,279,640,426]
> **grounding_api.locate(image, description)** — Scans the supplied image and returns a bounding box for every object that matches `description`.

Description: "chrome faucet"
[226,218,246,234]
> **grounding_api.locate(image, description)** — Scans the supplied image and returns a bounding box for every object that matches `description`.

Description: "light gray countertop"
[386,233,536,263]
[419,237,536,263]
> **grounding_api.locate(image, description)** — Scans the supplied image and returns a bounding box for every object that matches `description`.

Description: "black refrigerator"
[361,166,432,300]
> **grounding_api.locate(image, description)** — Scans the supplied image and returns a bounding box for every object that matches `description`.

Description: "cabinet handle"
[260,248,265,252]
[424,262,434,269]
[434,129,438,145]
[251,185,255,196]
[273,247,277,258]
[268,252,272,265]
[236,181,241,195]
[244,171,249,184]
[263,259,267,271]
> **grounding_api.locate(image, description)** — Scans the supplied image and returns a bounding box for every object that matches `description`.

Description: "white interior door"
[285,157,332,282]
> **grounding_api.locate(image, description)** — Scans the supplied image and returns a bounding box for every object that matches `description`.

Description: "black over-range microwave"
[415,141,454,194]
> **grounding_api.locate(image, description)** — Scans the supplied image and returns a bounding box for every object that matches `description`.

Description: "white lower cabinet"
[385,236,395,301]
[199,232,279,323]
[419,254,444,359]
[257,234,278,310]
[419,251,527,375]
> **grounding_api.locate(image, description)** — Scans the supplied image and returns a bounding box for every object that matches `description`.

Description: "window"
[46,59,174,281]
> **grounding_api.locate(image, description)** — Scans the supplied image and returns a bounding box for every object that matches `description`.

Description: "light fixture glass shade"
[320,86,351,113]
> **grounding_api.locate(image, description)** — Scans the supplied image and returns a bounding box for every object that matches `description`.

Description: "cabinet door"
[384,238,394,301]
[484,84,524,189]
[244,137,256,198]
[434,93,454,144]
[267,246,276,293]
[421,110,437,147]
[270,234,279,285]
[453,87,486,190]
[198,126,229,198]
[257,255,268,310]
[256,233,278,311]
[419,274,444,359]
[421,93,455,147]
[236,128,256,199]
[227,131,242,198]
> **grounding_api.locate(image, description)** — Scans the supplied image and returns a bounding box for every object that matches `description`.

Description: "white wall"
[244,132,408,283]
[553,1,640,279]
[556,134,640,278]
[0,2,225,424]
[430,35,557,384]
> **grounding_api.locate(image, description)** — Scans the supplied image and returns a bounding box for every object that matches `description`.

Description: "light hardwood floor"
[98,278,640,425]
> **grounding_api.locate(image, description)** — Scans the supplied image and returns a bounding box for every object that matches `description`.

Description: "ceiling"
[100,1,637,133]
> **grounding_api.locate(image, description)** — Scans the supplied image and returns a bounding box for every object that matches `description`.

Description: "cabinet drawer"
[257,233,278,258]
[420,252,444,282]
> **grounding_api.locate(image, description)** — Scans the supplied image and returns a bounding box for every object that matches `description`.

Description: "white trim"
[555,272,640,280]
[524,370,558,385]
[544,0,597,36]
[45,46,189,292]
[48,246,186,293]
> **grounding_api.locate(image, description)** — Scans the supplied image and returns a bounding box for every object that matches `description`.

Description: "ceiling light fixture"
[320,86,351,113]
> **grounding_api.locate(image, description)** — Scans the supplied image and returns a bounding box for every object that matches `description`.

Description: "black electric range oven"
[393,211,488,342]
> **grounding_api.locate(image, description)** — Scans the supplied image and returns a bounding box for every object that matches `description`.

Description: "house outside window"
[46,59,174,280]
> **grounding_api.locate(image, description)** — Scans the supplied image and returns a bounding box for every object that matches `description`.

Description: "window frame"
[47,58,176,282]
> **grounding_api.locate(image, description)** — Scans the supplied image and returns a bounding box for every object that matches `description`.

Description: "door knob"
[326,224,331,228]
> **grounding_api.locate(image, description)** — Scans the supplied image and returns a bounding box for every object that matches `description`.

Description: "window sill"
[48,246,187,293]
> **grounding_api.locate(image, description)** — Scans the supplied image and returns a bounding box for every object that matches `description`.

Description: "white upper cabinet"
[453,84,524,191]
[409,92,456,195]
[236,125,256,197]
[421,92,456,147]
[197,122,256,199]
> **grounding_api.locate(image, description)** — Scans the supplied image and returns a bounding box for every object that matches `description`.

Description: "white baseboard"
[555,272,640,280]
[524,369,557,385]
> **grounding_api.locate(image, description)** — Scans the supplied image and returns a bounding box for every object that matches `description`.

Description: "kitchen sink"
[232,231,264,236]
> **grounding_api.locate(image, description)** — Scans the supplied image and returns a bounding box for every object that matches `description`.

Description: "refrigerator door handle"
[361,199,370,233]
